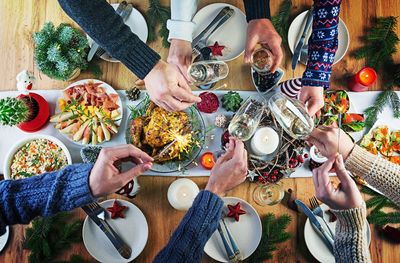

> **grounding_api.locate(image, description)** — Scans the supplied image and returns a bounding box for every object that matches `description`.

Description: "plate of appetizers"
[50,79,122,146]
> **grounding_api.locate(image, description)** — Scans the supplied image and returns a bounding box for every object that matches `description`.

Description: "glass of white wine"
[268,93,314,140]
[253,183,285,206]
[250,47,273,75]
[187,60,229,86]
[228,95,266,141]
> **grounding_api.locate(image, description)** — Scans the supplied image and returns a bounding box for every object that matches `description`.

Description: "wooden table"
[0,1,399,262]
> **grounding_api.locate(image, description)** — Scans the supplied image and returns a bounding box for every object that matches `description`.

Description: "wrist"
[342,143,355,161]
[145,60,165,80]
[205,180,225,197]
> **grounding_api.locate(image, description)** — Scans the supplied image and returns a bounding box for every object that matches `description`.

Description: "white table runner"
[1,89,399,177]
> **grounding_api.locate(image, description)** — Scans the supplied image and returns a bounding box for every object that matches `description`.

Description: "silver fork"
[309,196,335,239]
[87,202,132,258]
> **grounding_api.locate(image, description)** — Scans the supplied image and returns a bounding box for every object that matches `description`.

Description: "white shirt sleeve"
[167,0,198,42]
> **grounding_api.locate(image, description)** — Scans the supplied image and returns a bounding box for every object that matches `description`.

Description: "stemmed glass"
[250,47,273,75]
[187,60,229,86]
[228,95,266,141]
[253,183,285,206]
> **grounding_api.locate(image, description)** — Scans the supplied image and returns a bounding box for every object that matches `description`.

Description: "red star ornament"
[208,41,225,56]
[227,202,246,222]
[107,200,128,219]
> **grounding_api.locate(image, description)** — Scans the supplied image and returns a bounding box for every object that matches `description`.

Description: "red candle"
[349,67,377,92]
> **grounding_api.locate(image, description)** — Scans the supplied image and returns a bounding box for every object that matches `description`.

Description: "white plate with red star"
[192,3,247,61]
[288,10,350,65]
[204,197,262,262]
[82,199,148,263]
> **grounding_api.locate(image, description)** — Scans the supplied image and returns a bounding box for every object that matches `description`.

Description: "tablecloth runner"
[1,89,399,177]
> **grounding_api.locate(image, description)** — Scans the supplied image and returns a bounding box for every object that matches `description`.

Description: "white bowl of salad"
[3,135,72,180]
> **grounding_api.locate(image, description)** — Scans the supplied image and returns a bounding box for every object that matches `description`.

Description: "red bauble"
[107,200,127,219]
[208,41,225,56]
[221,130,230,147]
[17,93,50,132]
[227,202,246,222]
[197,92,219,113]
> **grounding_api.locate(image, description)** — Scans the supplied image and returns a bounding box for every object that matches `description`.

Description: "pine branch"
[368,210,400,226]
[390,91,400,118]
[271,0,292,45]
[248,213,292,262]
[364,90,393,127]
[146,0,171,48]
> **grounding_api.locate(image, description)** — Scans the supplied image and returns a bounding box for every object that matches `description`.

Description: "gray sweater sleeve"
[58,0,161,79]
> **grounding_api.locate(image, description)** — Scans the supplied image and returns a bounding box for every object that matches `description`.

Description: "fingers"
[307,98,325,116]
[120,162,152,182]
[173,85,201,104]
[232,139,245,161]
[269,43,283,73]
[101,145,153,163]
[299,89,310,104]
[334,154,352,185]
[244,33,258,63]
[162,94,194,112]
[315,155,336,188]
[135,79,145,86]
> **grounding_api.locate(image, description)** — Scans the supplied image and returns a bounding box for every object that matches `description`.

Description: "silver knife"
[87,1,128,61]
[295,199,335,253]
[291,8,314,70]
[192,6,232,47]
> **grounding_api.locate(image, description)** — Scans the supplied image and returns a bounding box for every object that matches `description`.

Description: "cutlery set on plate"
[217,214,242,262]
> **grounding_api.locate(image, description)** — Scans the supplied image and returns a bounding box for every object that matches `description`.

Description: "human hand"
[244,19,283,73]
[143,60,201,111]
[167,39,192,83]
[307,126,354,160]
[313,154,363,210]
[299,86,325,116]
[89,145,153,197]
[205,138,248,196]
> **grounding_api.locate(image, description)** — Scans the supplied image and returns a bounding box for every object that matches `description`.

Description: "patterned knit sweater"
[302,0,342,88]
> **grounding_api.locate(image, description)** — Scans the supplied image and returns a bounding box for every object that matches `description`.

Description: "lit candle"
[349,67,377,92]
[167,179,200,211]
[250,127,280,156]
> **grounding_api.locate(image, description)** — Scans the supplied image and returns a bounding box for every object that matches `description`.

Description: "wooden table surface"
[0,0,399,262]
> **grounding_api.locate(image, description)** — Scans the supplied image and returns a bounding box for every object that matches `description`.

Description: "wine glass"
[268,93,314,140]
[228,95,266,141]
[187,60,229,86]
[253,183,285,206]
[250,47,273,75]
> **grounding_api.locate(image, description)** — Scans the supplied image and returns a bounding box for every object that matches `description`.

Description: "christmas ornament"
[200,152,215,170]
[278,78,302,99]
[221,130,230,147]
[208,41,225,56]
[126,87,141,101]
[221,91,243,112]
[197,92,219,113]
[16,70,35,95]
[227,202,246,222]
[107,200,127,219]
[214,114,229,128]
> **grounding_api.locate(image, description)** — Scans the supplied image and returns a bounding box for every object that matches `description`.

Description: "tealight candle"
[349,67,377,92]
[250,127,280,156]
[167,179,199,211]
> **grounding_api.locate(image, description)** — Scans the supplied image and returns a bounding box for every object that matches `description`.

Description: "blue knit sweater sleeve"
[153,190,223,263]
[58,0,161,80]
[302,0,342,89]
[0,164,95,235]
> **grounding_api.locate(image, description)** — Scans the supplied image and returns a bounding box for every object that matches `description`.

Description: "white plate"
[288,10,350,65]
[3,135,72,180]
[56,79,123,147]
[82,199,148,263]
[204,197,262,262]
[87,4,148,62]
[304,204,371,263]
[0,226,10,253]
[192,3,247,61]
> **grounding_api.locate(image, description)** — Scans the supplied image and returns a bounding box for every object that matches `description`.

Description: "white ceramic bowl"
[3,135,72,180]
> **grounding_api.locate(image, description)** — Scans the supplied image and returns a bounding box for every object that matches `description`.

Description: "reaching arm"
[167,0,198,42]
[58,0,160,79]
[153,190,223,263]
[243,0,271,22]
[0,164,95,235]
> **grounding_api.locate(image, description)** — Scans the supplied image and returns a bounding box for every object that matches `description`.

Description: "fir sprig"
[248,213,292,262]
[271,0,292,45]
[364,90,393,127]
[146,0,171,48]
[23,212,83,263]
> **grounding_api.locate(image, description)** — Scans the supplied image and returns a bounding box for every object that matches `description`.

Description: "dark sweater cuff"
[244,0,271,22]
[121,38,161,80]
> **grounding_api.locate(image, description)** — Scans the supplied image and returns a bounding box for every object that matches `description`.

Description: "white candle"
[250,127,280,155]
[167,179,200,211]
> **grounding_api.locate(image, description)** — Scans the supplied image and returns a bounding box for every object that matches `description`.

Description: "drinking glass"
[268,93,314,140]
[228,95,266,141]
[253,183,285,206]
[187,60,229,86]
[250,47,273,75]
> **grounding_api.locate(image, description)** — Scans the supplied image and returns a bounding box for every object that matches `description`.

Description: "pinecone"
[221,91,243,112]
[126,87,141,101]
[0,97,32,126]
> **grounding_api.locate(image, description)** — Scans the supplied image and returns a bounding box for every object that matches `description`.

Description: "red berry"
[297,155,305,163]
[273,170,278,175]
[304,153,309,158]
